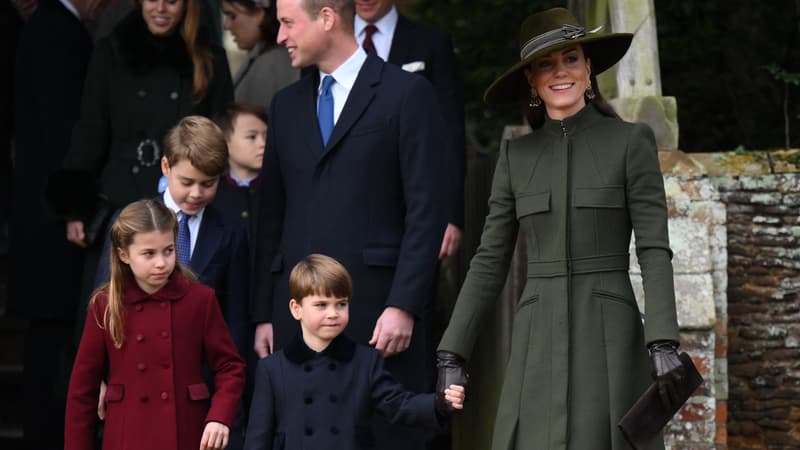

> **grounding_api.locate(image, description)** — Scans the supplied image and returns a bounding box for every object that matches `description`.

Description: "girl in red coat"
[66,199,246,450]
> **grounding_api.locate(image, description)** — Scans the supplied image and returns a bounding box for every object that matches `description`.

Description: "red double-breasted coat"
[65,272,245,450]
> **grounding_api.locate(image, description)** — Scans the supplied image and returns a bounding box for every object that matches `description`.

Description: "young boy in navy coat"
[244,254,465,450]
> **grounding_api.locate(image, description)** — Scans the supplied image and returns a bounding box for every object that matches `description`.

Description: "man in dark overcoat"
[10,0,108,447]
[251,0,446,449]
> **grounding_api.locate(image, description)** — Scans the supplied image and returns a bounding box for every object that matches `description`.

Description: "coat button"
[135,304,143,312]
[304,397,312,405]
[304,365,312,372]
[136,334,144,342]
[161,331,169,339]
[170,91,179,100]
[330,426,339,435]
[304,427,313,436]
[162,362,170,369]
[328,363,337,371]
[137,89,146,97]
[160,302,167,308]
[131,165,140,174]
[139,395,149,403]
[241,211,249,219]
[161,391,169,400]
[137,363,146,371]
[329,394,337,403]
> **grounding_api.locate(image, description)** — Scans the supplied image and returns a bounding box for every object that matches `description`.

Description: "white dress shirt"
[354,5,399,62]
[317,47,368,125]
[163,189,205,257]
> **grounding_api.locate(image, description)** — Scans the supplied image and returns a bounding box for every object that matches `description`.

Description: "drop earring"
[585,80,596,100]
[529,87,542,108]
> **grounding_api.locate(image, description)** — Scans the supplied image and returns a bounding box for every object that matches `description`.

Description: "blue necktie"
[318,75,335,146]
[177,212,191,265]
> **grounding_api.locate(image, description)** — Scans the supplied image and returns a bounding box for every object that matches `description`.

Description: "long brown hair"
[180,0,214,100]
[90,199,195,348]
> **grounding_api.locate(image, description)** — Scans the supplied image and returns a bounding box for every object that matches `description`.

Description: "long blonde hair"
[91,199,195,348]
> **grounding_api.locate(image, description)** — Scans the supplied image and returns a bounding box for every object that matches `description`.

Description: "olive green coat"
[439,105,680,450]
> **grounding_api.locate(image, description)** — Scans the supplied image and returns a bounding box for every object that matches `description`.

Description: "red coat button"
[162,362,170,369]
[160,302,167,308]
[135,304,143,312]
[137,363,146,371]
[140,395,149,403]
[136,334,144,342]
[161,331,169,339]
[161,392,169,400]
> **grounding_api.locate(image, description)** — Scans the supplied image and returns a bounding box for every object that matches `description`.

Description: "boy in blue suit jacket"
[244,254,465,450]
[96,116,250,353]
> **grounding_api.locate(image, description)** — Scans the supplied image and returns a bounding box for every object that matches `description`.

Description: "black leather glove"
[649,340,685,409]
[435,351,468,416]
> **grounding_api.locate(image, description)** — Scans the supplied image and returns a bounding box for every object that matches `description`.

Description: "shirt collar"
[59,0,81,20]
[318,47,367,93]
[163,188,206,222]
[354,5,398,40]
[228,171,260,187]
[284,333,356,364]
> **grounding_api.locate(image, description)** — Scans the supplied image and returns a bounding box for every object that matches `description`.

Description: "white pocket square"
[401,61,426,73]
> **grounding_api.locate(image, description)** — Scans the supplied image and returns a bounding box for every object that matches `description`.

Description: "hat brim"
[484,33,633,105]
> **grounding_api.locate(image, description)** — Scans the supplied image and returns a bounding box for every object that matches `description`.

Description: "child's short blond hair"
[289,254,352,302]
[163,115,227,177]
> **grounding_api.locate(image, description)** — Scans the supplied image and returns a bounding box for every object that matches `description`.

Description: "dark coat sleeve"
[386,76,447,316]
[203,288,247,426]
[368,350,439,429]
[220,223,252,357]
[251,97,285,323]
[205,44,234,114]
[243,358,277,450]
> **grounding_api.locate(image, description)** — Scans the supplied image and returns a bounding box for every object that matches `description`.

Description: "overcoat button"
[304,427,313,436]
[328,363,336,371]
[161,331,169,338]
[137,89,146,97]
[131,165,140,174]
[170,91,179,100]
[330,426,339,435]
[135,304,143,312]
[241,211,249,219]
[137,363,146,371]
[329,394,337,403]
[140,395,149,402]
[161,392,169,400]
[304,397,312,405]
[304,365,312,372]
[162,362,170,369]
[136,334,144,342]
[160,302,167,308]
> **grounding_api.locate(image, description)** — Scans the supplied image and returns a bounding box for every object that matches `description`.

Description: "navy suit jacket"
[252,53,446,390]
[95,200,250,354]
[389,15,466,227]
[244,334,439,450]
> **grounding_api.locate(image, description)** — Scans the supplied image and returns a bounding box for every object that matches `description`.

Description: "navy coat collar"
[284,333,357,364]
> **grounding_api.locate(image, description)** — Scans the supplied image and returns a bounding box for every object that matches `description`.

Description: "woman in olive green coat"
[436,8,683,450]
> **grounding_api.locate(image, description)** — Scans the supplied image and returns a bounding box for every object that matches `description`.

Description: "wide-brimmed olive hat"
[484,7,633,105]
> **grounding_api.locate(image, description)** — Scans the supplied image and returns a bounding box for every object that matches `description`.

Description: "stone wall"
[660,149,800,449]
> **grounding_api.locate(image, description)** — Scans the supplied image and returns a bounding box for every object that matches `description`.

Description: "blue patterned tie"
[177,212,191,265]
[317,75,335,146]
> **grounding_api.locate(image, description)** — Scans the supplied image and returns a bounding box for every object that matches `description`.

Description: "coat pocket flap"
[270,253,283,273]
[105,384,124,402]
[515,192,550,218]
[573,186,625,208]
[362,247,400,267]
[187,383,210,400]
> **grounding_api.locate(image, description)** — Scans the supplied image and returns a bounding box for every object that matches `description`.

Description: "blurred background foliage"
[399,0,800,154]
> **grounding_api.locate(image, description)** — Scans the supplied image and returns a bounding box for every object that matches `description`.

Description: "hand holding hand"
[199,421,229,450]
[435,351,469,414]
[254,323,274,358]
[369,307,414,358]
[649,340,685,409]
